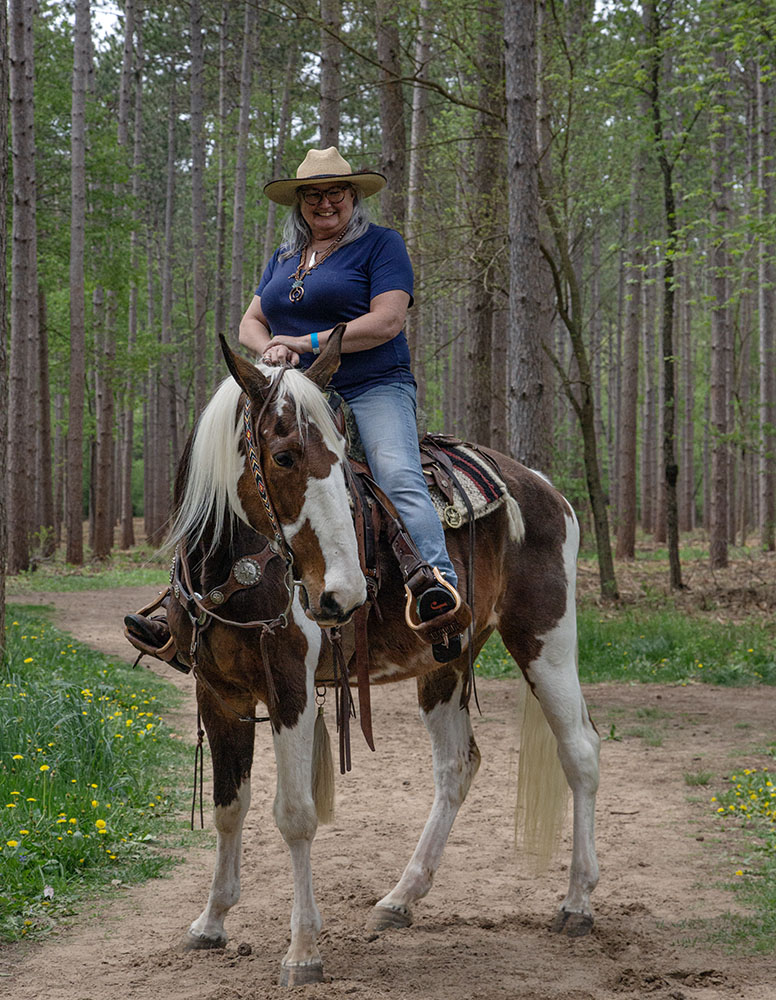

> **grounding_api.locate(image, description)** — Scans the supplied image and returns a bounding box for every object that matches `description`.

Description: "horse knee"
[213,784,250,835]
[274,795,318,843]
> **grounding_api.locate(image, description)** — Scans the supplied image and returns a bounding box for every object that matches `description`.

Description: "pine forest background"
[2,0,776,615]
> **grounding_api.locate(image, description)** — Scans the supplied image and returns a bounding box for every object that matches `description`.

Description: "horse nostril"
[319,590,344,620]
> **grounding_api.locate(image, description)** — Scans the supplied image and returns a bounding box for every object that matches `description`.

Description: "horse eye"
[273,451,294,469]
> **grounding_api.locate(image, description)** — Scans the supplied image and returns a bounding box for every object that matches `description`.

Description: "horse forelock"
[165,364,345,557]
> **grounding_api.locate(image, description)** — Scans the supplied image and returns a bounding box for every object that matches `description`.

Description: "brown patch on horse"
[480,454,571,673]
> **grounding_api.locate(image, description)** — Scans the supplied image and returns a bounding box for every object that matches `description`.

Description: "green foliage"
[0,609,192,941]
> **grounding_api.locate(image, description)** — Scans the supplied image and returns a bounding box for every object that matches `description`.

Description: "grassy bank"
[0,606,192,941]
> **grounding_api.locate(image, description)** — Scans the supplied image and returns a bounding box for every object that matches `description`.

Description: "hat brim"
[263,171,387,206]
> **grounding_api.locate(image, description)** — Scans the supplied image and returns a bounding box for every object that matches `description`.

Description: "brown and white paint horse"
[164,329,600,986]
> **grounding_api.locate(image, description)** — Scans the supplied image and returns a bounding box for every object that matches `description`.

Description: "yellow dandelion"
[39,764,50,772]
[12,754,23,760]
[6,840,18,848]
[23,657,33,664]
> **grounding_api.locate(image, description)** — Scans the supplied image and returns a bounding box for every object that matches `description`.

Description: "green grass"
[7,546,169,595]
[690,760,776,953]
[475,607,776,686]
[0,606,192,941]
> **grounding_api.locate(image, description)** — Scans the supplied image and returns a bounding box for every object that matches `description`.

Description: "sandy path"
[1,585,774,1000]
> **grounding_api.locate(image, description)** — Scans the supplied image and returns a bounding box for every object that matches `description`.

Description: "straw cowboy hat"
[263,147,386,206]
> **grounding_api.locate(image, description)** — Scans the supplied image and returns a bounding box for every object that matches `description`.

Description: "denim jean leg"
[348,382,458,588]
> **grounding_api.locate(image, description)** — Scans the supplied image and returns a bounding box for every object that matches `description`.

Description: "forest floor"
[2,547,776,1000]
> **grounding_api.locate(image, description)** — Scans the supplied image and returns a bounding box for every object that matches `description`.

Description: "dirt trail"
[1,586,775,1000]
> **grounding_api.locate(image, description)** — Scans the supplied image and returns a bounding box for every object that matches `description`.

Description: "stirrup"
[123,589,190,674]
[404,569,471,663]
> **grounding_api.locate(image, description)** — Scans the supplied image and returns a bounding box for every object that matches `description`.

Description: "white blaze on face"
[285,456,367,616]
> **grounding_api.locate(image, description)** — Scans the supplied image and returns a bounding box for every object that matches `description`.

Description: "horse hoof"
[180,930,227,952]
[365,903,413,932]
[279,959,324,986]
[551,908,594,937]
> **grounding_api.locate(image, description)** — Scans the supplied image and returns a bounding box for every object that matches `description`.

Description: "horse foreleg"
[367,672,479,932]
[273,699,322,985]
[184,696,255,951]
[273,622,324,986]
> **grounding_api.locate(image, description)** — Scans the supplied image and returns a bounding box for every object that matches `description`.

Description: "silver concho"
[209,589,225,605]
[233,557,262,587]
[444,505,464,529]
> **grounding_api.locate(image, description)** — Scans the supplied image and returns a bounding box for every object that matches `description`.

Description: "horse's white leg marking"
[188,780,251,946]
[528,512,600,925]
[274,607,325,982]
[369,678,479,927]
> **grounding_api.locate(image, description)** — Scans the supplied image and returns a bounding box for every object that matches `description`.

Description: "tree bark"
[0,0,9,647]
[504,0,551,471]
[319,0,340,148]
[645,0,682,587]
[228,1,257,341]
[34,286,54,555]
[616,157,643,560]
[465,0,502,447]
[8,0,38,574]
[709,42,730,569]
[757,59,776,550]
[376,0,406,230]
[190,0,208,417]
[66,0,91,565]
[264,46,298,265]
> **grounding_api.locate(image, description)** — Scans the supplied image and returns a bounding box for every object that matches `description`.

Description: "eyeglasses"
[300,185,350,206]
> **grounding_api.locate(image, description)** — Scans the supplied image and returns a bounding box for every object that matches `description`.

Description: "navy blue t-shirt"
[257,223,415,400]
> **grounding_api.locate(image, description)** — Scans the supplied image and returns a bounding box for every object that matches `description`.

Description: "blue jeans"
[348,382,457,588]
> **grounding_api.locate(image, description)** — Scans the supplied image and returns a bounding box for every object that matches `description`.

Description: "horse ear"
[305,324,345,389]
[220,334,269,398]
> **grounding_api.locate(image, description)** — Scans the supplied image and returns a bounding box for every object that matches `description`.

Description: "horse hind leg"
[367,669,480,932]
[509,627,600,937]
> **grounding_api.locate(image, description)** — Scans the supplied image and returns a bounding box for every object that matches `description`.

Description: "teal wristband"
[310,331,321,355]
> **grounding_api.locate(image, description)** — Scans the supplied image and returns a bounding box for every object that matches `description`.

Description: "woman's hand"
[261,340,300,366]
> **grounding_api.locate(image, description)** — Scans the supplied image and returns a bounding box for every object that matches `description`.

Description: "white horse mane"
[165,363,345,558]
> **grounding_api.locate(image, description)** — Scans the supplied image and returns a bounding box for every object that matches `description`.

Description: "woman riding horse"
[239,146,470,661]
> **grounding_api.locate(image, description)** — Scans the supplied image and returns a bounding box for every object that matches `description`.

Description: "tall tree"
[8,0,38,574]
[757,58,776,551]
[0,0,9,645]
[376,0,406,229]
[504,0,551,471]
[66,0,91,565]
[190,0,208,416]
[319,0,340,147]
[465,0,502,446]
[709,38,731,569]
[228,1,257,341]
[644,0,683,588]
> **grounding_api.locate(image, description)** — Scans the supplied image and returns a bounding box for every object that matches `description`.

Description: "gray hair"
[278,186,372,260]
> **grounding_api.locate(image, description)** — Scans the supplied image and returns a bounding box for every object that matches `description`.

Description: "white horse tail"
[514,676,569,872]
[312,707,335,824]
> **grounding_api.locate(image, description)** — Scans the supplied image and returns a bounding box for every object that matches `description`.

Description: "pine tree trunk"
[0,0,9,647]
[709,45,730,570]
[229,2,257,342]
[405,0,431,393]
[320,0,340,148]
[504,0,551,471]
[264,46,298,265]
[615,158,643,560]
[8,0,38,574]
[758,60,776,550]
[466,0,501,447]
[376,0,406,230]
[190,0,208,416]
[66,0,90,565]
[35,286,54,555]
